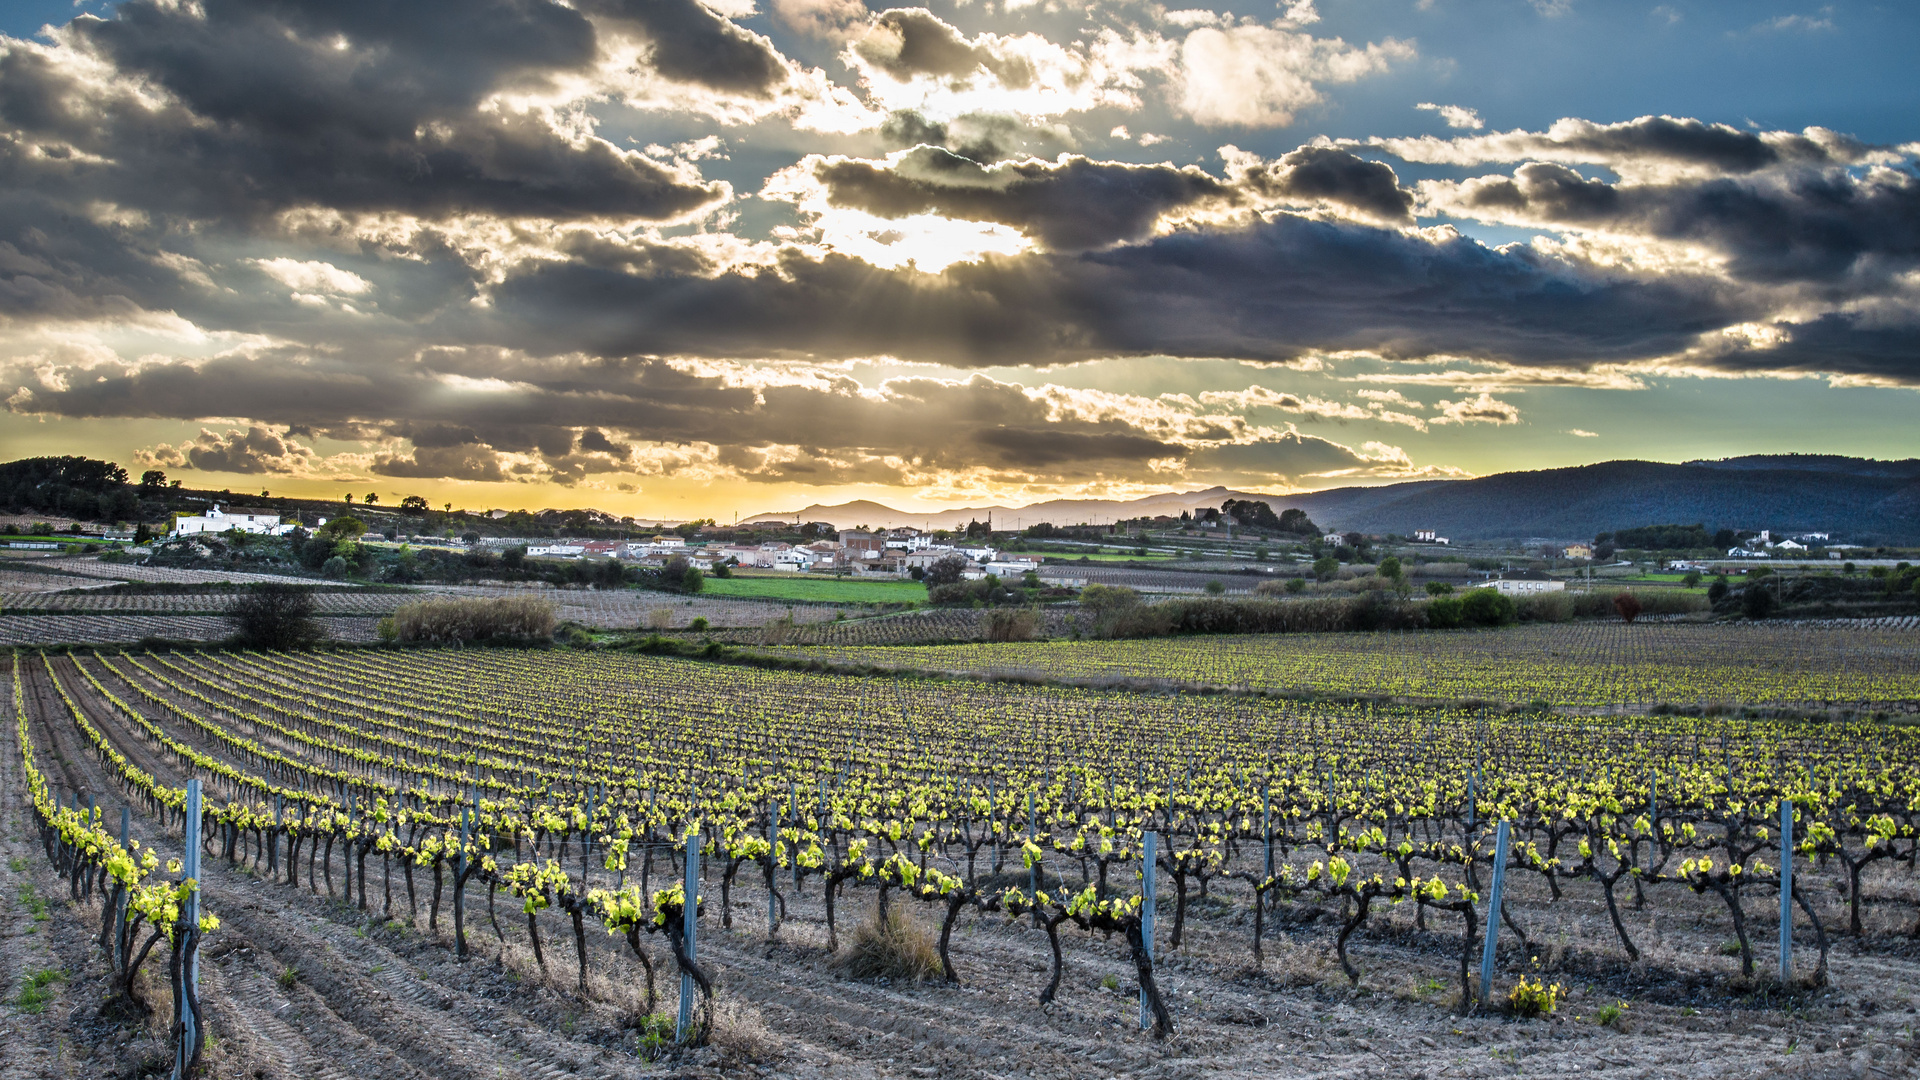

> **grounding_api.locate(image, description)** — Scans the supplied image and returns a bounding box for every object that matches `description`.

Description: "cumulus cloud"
[1416,103,1484,130]
[1176,24,1413,128]
[137,425,328,475]
[1422,158,1920,285]
[1431,392,1521,426]
[772,0,871,41]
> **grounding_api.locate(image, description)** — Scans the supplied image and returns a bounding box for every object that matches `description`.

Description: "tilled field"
[10,651,1920,1079]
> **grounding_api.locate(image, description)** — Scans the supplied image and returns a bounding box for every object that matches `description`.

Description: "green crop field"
[698,573,927,605]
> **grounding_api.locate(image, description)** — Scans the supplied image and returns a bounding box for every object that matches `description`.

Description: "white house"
[1774,539,1807,552]
[1475,570,1566,596]
[170,504,295,537]
[1412,529,1449,544]
[527,543,585,558]
[774,549,815,571]
[984,560,1042,578]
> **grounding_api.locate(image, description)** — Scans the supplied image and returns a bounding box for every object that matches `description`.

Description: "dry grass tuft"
[709,992,782,1060]
[841,905,941,982]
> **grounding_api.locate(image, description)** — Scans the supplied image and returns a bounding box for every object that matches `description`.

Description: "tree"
[400,495,429,514]
[1425,581,1453,596]
[138,470,168,493]
[502,545,526,568]
[1203,579,1225,596]
[682,566,705,593]
[924,554,968,587]
[230,583,323,648]
[1742,584,1776,620]
[1682,571,1702,588]
[1707,576,1730,603]
[319,515,366,541]
[1285,577,1306,594]
[1377,556,1403,583]
[363,493,380,506]
[1312,556,1339,582]
[321,555,349,579]
[1613,592,1643,624]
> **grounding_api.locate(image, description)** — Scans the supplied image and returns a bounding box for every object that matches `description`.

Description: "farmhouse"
[170,504,295,537]
[1476,569,1566,596]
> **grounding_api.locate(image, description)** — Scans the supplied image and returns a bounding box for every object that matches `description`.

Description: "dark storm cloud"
[1373,115,1885,173]
[1241,146,1416,224]
[486,213,1755,371]
[1437,160,1920,284]
[809,147,1234,250]
[0,0,731,232]
[796,144,1414,252]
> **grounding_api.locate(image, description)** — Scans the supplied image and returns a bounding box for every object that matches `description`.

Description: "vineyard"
[8,643,1920,1077]
[745,622,1920,712]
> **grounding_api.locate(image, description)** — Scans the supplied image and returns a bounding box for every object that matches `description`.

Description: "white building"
[170,504,295,537]
[527,543,585,558]
[1412,529,1449,544]
[1475,571,1566,596]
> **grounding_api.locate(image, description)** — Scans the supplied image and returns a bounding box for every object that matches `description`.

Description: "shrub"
[1459,587,1515,627]
[1425,581,1454,596]
[229,583,324,649]
[1426,596,1464,629]
[1742,585,1776,620]
[1286,577,1306,594]
[1514,591,1574,623]
[688,616,710,632]
[682,567,704,593]
[1203,579,1225,596]
[1613,592,1644,624]
[1707,577,1729,603]
[981,607,1041,642]
[388,595,557,643]
[321,555,349,579]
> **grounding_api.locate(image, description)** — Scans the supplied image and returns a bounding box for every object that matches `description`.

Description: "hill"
[747,455,1920,543]
[1284,457,1920,543]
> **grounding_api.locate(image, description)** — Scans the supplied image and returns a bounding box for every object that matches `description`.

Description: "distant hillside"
[747,455,1920,543]
[1287,457,1920,543]
[748,486,1294,530]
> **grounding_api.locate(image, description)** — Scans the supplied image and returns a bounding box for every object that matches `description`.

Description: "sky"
[1,0,1916,520]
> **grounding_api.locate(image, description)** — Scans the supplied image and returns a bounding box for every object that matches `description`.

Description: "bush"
[1707,577,1729,603]
[1742,584,1776,620]
[1203,579,1225,596]
[1425,581,1454,596]
[1426,596,1464,629]
[229,583,324,649]
[1568,589,1708,618]
[682,567,704,593]
[688,616,710,632]
[1286,577,1306,594]
[388,595,557,643]
[321,555,349,579]
[1459,588,1516,627]
[981,607,1041,642]
[1513,591,1574,623]
[1613,592,1644,624]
